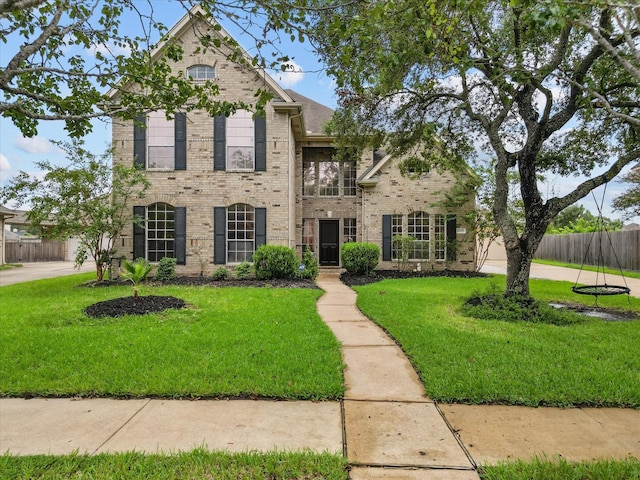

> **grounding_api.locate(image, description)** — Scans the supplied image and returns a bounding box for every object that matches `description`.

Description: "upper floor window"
[318,161,340,196]
[133,111,186,171]
[302,148,356,197]
[187,65,215,82]
[343,161,357,196]
[147,111,174,170]
[227,110,254,171]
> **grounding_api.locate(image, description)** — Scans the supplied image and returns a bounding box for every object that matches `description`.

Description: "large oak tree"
[304,0,639,298]
[0,0,302,138]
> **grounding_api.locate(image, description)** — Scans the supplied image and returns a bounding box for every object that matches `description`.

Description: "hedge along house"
[108,6,476,275]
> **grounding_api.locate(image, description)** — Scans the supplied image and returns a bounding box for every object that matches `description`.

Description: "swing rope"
[571,184,631,306]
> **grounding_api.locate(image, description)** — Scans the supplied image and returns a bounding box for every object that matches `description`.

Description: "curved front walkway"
[316,272,478,479]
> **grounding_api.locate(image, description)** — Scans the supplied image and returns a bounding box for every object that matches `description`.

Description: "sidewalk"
[1,271,638,479]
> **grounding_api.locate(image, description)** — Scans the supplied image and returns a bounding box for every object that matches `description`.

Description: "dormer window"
[187,65,215,82]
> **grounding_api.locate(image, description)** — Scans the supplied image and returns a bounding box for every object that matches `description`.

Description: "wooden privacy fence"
[6,240,66,263]
[534,230,640,272]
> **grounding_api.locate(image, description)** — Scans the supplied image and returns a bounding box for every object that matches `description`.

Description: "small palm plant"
[121,258,154,299]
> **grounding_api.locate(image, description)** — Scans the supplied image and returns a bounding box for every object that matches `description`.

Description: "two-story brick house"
[109,6,476,274]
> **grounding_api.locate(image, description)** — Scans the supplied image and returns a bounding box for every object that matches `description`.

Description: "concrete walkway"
[1,269,639,478]
[315,272,478,479]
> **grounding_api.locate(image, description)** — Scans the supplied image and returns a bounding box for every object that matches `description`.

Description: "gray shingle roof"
[284,89,334,136]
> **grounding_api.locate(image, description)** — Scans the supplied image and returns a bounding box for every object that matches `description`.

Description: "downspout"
[358,184,366,242]
[288,111,303,251]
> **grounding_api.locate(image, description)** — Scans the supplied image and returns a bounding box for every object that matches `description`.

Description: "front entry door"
[319,220,339,266]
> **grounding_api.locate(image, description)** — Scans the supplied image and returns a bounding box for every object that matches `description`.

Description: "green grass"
[0,274,344,399]
[0,449,348,480]
[533,258,640,279]
[480,456,640,479]
[353,275,640,407]
[0,263,22,270]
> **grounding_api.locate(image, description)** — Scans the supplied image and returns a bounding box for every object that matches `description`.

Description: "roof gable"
[106,5,293,103]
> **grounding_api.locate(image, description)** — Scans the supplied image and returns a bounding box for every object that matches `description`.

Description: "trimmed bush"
[235,261,252,280]
[297,247,318,280]
[341,242,380,275]
[253,245,298,280]
[212,266,230,280]
[155,257,177,281]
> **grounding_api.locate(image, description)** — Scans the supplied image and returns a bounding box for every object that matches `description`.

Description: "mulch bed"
[84,295,187,318]
[340,269,488,286]
[86,277,319,289]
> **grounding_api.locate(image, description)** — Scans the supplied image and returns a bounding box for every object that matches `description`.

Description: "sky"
[0,1,637,224]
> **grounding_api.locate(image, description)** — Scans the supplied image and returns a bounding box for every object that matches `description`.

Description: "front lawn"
[353,275,640,407]
[480,456,640,479]
[0,450,348,480]
[0,274,344,399]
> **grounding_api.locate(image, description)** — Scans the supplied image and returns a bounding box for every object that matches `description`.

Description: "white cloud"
[86,41,132,59]
[0,153,10,171]
[14,136,55,154]
[275,60,304,88]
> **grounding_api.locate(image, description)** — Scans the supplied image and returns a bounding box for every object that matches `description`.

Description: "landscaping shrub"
[235,261,252,280]
[461,292,585,326]
[155,257,177,281]
[120,258,154,298]
[297,247,318,280]
[253,245,298,280]
[212,266,230,280]
[341,242,380,275]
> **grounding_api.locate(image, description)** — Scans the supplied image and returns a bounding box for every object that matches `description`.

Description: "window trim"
[187,64,215,83]
[146,111,175,171]
[226,110,255,172]
[302,148,357,198]
[146,202,175,263]
[226,203,255,264]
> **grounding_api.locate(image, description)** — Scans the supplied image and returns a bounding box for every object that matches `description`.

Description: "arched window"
[147,202,175,262]
[408,211,429,260]
[187,65,215,82]
[227,203,254,263]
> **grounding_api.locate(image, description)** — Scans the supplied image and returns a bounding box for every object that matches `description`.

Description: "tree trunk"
[505,246,533,298]
[96,263,104,283]
[504,223,548,299]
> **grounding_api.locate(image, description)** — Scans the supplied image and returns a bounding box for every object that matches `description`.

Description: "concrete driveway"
[0,261,94,287]
[481,259,640,298]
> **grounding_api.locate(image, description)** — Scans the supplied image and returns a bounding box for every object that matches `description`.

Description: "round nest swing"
[570,185,631,304]
[572,284,630,296]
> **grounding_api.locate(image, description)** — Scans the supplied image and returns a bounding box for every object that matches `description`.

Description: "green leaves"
[0,139,149,282]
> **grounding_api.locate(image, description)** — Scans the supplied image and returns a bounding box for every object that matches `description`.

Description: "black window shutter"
[382,215,392,261]
[254,116,266,172]
[174,113,187,171]
[133,206,146,260]
[174,207,186,265]
[446,215,457,261]
[214,206,226,264]
[133,115,146,169]
[255,208,267,249]
[214,115,226,171]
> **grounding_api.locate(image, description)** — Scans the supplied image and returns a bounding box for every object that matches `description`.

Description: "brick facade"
[110,7,476,275]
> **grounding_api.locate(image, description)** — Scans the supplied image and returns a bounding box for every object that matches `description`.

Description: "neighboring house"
[0,205,16,265]
[108,6,476,274]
